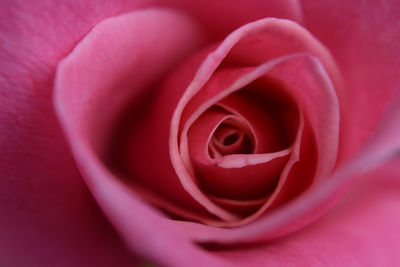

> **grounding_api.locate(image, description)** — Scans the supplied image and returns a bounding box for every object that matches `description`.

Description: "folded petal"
[174,55,338,226]
[0,2,164,267]
[166,18,341,221]
[187,106,291,200]
[210,159,400,266]
[54,8,225,265]
[177,90,400,242]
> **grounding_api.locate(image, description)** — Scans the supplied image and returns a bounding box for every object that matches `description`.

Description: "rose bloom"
[1,0,400,266]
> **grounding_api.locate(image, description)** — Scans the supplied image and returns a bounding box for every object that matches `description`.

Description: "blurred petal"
[0,1,161,266]
[55,8,226,266]
[302,0,400,160]
[161,0,303,38]
[210,159,400,266]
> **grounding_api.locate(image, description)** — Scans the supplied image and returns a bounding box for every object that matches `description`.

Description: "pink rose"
[1,1,400,266]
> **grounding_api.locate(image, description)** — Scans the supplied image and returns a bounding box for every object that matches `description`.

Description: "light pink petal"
[54,8,229,266]
[211,159,400,266]
[302,0,400,160]
[57,8,209,218]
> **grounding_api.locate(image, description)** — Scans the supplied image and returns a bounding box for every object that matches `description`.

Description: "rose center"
[209,120,254,158]
[222,132,240,146]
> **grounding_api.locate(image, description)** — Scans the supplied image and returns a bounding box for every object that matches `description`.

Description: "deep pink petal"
[264,55,340,183]
[176,56,338,225]
[0,0,302,74]
[177,91,400,242]
[168,18,341,222]
[0,119,140,267]
[187,107,290,200]
[0,1,163,266]
[302,0,400,160]
[162,0,303,39]
[216,90,294,153]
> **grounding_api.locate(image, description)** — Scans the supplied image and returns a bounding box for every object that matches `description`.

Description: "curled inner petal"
[209,120,254,158]
[187,104,293,200]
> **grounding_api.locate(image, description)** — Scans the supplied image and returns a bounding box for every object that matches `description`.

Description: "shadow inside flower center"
[209,121,254,158]
[222,132,239,146]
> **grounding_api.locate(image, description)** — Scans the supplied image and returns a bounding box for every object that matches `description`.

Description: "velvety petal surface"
[0,1,161,266]
[210,158,400,266]
[56,8,211,216]
[161,0,303,39]
[302,0,400,161]
[54,8,231,266]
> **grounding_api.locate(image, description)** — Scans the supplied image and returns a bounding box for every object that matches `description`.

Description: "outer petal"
[54,8,230,266]
[210,159,400,266]
[302,0,400,160]
[161,0,303,38]
[0,1,158,266]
